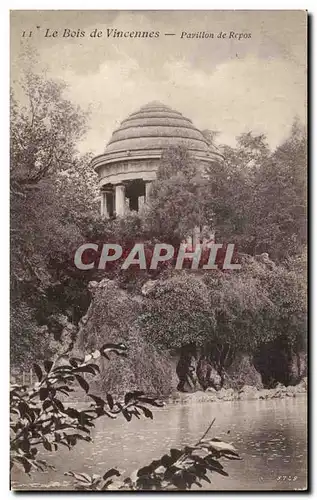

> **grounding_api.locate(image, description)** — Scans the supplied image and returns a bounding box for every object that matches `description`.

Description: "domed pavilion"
[91,101,223,217]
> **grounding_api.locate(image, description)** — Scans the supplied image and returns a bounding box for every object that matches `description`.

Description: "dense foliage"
[206,124,307,259]
[141,147,214,244]
[10,70,99,367]
[75,278,173,396]
[140,253,306,379]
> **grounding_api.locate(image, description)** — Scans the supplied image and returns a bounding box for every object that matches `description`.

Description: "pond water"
[11,395,307,491]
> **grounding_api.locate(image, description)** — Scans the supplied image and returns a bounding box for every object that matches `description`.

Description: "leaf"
[44,360,53,373]
[33,363,43,382]
[65,407,80,419]
[73,365,96,375]
[103,468,121,481]
[43,440,52,451]
[56,385,71,394]
[138,396,164,407]
[101,342,127,351]
[13,456,32,474]
[124,392,136,405]
[39,387,49,400]
[76,472,92,483]
[69,358,79,368]
[122,408,132,421]
[124,391,146,405]
[206,439,238,454]
[89,363,100,374]
[53,398,65,412]
[137,405,153,419]
[106,394,114,409]
[161,454,173,468]
[65,471,92,483]
[89,395,105,407]
[53,365,73,372]
[43,400,52,411]
[17,401,29,418]
[102,480,114,490]
[75,374,89,393]
[101,343,128,358]
[19,439,30,454]
[67,435,78,446]
[203,463,226,476]
[170,448,183,461]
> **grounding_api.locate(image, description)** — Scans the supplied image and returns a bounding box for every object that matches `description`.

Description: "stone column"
[105,187,115,218]
[138,195,145,210]
[100,191,104,217]
[145,181,152,201]
[100,190,108,217]
[115,184,126,217]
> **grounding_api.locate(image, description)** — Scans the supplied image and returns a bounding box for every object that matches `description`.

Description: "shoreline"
[167,379,307,405]
[65,379,307,408]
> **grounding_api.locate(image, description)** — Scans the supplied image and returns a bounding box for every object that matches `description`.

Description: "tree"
[10,69,98,367]
[142,147,213,245]
[205,132,270,253]
[205,125,307,260]
[252,120,307,260]
[11,71,87,186]
[140,273,216,350]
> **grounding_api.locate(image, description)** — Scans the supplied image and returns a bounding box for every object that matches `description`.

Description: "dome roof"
[93,102,223,170]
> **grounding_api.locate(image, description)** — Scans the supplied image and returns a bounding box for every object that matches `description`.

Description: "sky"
[10,10,307,155]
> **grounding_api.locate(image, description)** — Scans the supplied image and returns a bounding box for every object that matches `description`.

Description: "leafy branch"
[10,343,163,475]
[65,417,240,490]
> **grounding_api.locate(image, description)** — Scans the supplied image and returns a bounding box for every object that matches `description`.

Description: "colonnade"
[100,180,213,248]
[100,180,152,218]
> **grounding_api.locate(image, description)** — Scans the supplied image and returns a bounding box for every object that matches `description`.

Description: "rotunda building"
[91,101,223,217]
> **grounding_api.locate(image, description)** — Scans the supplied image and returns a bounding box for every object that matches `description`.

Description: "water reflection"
[11,396,307,491]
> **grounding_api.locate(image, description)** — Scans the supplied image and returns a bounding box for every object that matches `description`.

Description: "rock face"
[298,377,307,392]
[197,356,221,391]
[223,353,263,390]
[217,388,236,401]
[175,345,222,393]
[238,385,259,400]
[74,278,173,396]
[289,352,307,385]
[175,349,264,394]
[254,337,307,387]
[176,344,202,392]
[176,353,198,392]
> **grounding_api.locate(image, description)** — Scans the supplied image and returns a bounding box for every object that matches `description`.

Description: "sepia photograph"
[10,9,307,491]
